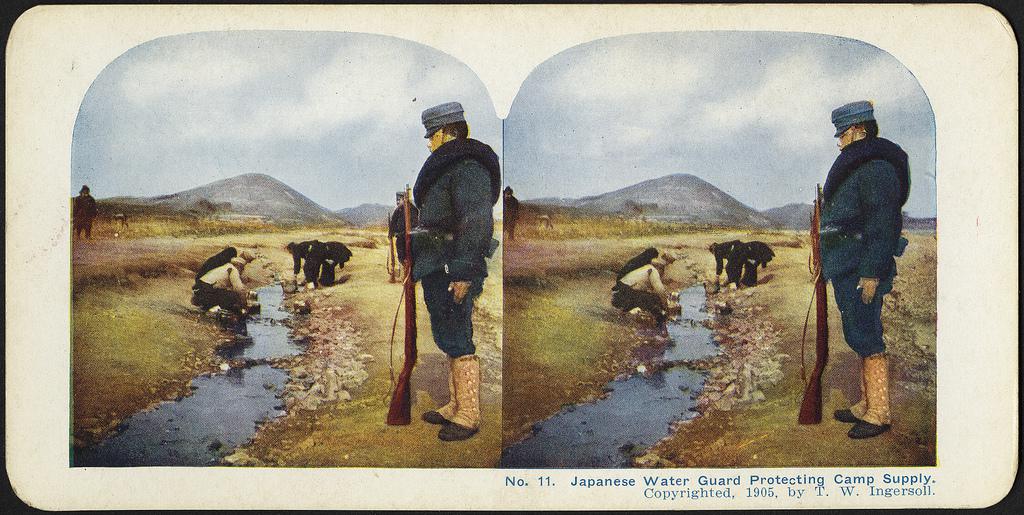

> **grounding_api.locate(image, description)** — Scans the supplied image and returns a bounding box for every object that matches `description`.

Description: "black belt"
[820,226,863,241]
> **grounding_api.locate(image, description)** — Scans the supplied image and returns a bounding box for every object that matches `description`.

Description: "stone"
[634,451,671,468]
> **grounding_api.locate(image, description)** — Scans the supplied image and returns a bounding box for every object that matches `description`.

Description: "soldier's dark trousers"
[191,282,244,314]
[421,271,483,358]
[830,271,894,358]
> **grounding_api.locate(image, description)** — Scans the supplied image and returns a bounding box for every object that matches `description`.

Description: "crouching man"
[413,102,501,442]
[192,248,255,316]
[612,247,675,327]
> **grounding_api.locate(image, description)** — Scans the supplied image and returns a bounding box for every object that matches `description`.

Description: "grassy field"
[72,224,502,466]
[77,210,349,240]
[502,218,936,467]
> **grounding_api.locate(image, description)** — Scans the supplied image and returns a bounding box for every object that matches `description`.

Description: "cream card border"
[5,4,1018,510]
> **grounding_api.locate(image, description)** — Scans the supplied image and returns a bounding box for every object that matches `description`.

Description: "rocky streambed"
[74,284,303,466]
[500,282,787,469]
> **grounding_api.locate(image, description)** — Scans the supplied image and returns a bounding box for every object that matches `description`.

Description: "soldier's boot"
[849,353,892,439]
[438,354,480,441]
[834,359,867,423]
[422,359,457,425]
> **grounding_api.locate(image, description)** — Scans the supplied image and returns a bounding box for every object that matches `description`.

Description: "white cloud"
[690,50,926,151]
[119,46,263,105]
[545,39,705,103]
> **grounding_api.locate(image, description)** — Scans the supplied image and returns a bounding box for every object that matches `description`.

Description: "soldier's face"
[837,125,865,150]
[427,129,447,152]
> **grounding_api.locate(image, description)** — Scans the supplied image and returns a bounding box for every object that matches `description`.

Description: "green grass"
[72,277,225,447]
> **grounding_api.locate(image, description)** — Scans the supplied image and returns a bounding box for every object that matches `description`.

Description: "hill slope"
[335,203,392,227]
[103,173,341,223]
[528,173,772,227]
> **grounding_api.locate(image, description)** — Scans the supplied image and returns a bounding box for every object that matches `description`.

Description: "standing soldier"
[502,186,520,242]
[412,102,500,441]
[820,101,910,439]
[388,190,419,280]
[72,185,98,240]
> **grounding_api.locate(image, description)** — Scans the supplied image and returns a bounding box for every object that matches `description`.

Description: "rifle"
[799,184,829,424]
[387,185,417,425]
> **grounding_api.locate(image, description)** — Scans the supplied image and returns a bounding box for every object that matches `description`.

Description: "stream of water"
[73,284,302,467]
[500,284,718,468]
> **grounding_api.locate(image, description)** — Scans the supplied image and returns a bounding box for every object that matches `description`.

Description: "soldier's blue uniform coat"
[820,136,910,357]
[411,137,500,358]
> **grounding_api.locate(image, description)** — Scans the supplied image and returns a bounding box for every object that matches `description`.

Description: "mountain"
[526,173,773,227]
[761,203,813,230]
[760,202,937,231]
[102,173,342,223]
[902,215,937,231]
[335,203,392,227]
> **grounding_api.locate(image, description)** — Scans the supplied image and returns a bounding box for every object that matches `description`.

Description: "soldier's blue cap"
[421,102,465,138]
[832,100,875,137]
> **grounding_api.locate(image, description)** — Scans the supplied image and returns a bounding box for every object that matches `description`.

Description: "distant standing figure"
[537,214,554,230]
[72,185,98,240]
[503,186,520,241]
[388,191,420,263]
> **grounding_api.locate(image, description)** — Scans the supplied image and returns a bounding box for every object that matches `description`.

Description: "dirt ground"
[72,227,502,467]
[501,229,936,467]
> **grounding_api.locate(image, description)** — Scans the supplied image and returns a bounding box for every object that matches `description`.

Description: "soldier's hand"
[858,277,879,304]
[449,281,472,304]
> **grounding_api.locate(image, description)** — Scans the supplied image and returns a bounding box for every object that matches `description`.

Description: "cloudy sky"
[504,32,936,217]
[71,32,501,210]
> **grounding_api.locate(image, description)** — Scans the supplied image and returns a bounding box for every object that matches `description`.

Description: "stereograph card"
[4,4,1018,510]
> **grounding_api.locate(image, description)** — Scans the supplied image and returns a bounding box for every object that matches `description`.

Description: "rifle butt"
[798,378,822,424]
[385,380,412,425]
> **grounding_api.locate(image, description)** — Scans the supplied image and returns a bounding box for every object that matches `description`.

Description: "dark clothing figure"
[388,204,420,261]
[709,240,742,277]
[194,247,237,286]
[616,247,658,280]
[305,241,352,286]
[503,187,520,242]
[612,284,667,326]
[411,137,500,357]
[286,240,318,276]
[73,187,98,240]
[191,281,245,314]
[191,248,247,315]
[612,248,667,326]
[820,137,909,358]
[733,241,775,287]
